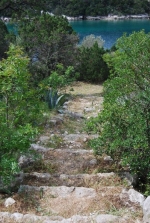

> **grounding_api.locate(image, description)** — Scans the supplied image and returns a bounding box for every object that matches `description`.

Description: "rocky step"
[0,212,143,223]
[7,185,143,219]
[37,133,99,149]
[23,172,122,188]
[0,212,142,223]
[0,185,143,222]
[30,146,98,175]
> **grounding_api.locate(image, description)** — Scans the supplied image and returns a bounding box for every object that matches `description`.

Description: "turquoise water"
[6,23,18,35]
[70,20,150,49]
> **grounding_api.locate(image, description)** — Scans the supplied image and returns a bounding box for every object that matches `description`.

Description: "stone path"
[0,82,145,223]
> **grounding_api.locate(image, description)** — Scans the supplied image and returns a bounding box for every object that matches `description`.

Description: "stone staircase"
[0,84,144,223]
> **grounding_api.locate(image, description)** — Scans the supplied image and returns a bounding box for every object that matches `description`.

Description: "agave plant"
[46,88,66,109]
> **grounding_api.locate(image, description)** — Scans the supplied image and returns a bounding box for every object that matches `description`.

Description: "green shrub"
[0,45,41,185]
[39,63,79,109]
[0,20,8,60]
[87,31,150,194]
[80,34,105,48]
[77,42,109,83]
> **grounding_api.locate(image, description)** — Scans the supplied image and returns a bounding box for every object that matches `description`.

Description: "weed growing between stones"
[23,159,56,173]
[44,135,64,149]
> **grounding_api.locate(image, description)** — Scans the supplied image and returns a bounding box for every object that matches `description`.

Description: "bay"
[70,20,150,49]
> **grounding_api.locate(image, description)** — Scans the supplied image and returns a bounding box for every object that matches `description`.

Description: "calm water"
[70,20,150,49]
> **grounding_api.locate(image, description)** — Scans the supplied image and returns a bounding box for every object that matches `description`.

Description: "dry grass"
[64,81,103,96]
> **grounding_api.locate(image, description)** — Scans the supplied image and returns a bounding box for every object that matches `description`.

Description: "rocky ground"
[0,82,146,223]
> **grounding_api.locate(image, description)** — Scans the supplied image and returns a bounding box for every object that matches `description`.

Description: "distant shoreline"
[1,14,150,23]
[63,14,150,21]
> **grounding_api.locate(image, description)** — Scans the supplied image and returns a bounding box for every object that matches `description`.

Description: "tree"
[43,0,150,17]
[18,14,78,84]
[77,41,109,83]
[80,34,104,49]
[0,44,41,185]
[87,30,150,191]
[0,20,8,60]
[0,0,49,17]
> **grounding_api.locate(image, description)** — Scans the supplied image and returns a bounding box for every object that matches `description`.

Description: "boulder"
[121,172,138,186]
[18,154,36,168]
[120,188,145,207]
[95,214,119,223]
[4,198,16,207]
[128,189,145,207]
[143,196,150,223]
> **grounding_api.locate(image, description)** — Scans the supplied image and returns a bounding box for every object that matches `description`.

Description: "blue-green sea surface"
[70,19,150,49]
[6,23,18,35]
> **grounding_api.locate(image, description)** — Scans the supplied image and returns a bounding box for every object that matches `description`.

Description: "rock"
[11,213,23,221]
[83,137,87,142]
[95,214,119,223]
[4,198,16,207]
[128,189,145,207]
[25,172,51,181]
[0,212,11,221]
[74,187,96,198]
[89,159,97,166]
[62,105,68,109]
[23,213,43,222]
[121,172,138,186]
[120,188,145,207]
[143,196,150,223]
[18,154,37,168]
[30,143,53,152]
[66,111,85,119]
[103,156,113,162]
[51,117,64,125]
[84,107,95,113]
[39,136,50,143]
[57,109,65,114]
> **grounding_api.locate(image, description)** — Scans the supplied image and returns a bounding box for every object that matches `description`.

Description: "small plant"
[46,88,66,109]
[23,159,56,173]
[45,135,64,149]
[39,63,78,109]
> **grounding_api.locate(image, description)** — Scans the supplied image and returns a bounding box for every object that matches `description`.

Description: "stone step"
[0,185,143,222]
[40,148,97,175]
[32,133,98,151]
[0,212,143,223]
[24,172,120,187]
[6,185,141,220]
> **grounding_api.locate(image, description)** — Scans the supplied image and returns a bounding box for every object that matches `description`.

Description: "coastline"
[63,14,150,21]
[1,14,150,23]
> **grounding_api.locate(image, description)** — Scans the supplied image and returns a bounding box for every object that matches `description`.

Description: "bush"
[77,42,109,83]
[80,34,105,49]
[39,63,79,109]
[0,20,8,60]
[0,45,41,185]
[87,30,150,193]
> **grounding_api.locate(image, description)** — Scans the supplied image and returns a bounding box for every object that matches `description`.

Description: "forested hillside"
[1,0,150,18]
[49,0,150,17]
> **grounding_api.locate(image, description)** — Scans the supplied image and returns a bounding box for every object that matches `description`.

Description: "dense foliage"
[0,0,48,17]
[18,14,78,84]
[77,41,109,83]
[87,30,150,193]
[1,0,149,18]
[0,20,8,60]
[49,0,150,17]
[1,0,150,193]
[0,45,41,184]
